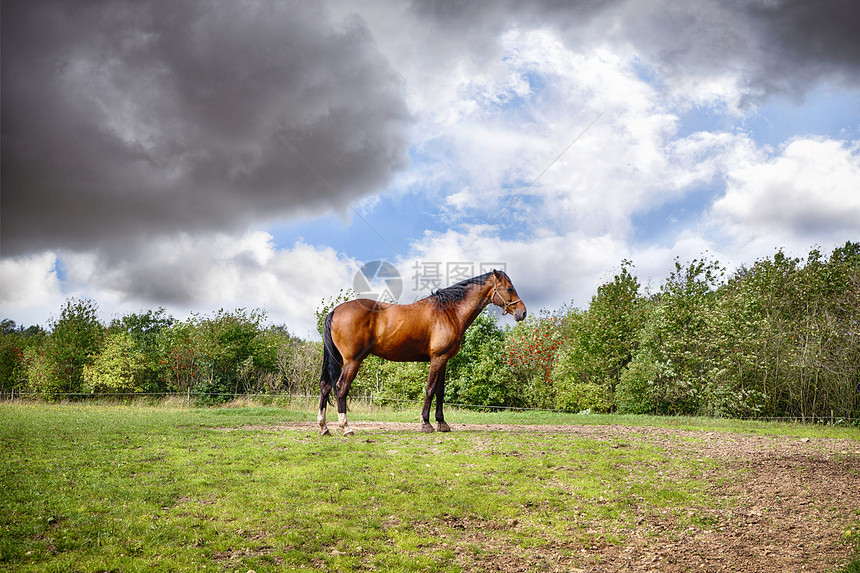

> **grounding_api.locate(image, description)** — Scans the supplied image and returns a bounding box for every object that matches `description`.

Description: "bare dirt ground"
[269,421,860,572]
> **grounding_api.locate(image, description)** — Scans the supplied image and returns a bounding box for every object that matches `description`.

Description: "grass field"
[1,402,858,572]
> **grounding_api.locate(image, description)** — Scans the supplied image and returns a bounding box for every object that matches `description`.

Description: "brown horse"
[318,269,526,435]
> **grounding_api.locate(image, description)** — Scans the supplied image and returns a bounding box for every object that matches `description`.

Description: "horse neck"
[453,282,493,332]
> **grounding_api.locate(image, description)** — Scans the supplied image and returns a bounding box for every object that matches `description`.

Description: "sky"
[2,0,860,338]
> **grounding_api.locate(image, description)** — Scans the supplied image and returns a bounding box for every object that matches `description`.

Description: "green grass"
[1,402,857,572]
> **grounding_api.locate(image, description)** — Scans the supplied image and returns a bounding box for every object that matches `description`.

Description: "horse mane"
[428,270,502,306]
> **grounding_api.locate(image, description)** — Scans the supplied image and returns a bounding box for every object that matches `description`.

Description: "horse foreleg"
[435,366,450,433]
[422,360,449,433]
[421,373,436,433]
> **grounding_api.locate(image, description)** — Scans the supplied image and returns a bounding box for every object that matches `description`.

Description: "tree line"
[2,242,858,421]
[0,307,320,404]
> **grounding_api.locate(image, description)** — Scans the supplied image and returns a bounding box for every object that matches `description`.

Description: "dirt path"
[261,421,860,572]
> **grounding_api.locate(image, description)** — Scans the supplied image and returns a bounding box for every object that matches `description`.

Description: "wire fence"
[1,389,857,425]
[0,389,562,412]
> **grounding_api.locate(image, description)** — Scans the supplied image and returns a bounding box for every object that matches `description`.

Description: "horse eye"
[507,288,513,293]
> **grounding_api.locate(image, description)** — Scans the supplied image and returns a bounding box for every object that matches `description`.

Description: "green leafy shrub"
[25,298,104,399]
[616,354,658,414]
[505,311,563,409]
[83,333,146,394]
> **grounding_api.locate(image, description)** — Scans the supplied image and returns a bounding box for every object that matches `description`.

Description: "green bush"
[112,309,174,392]
[556,380,613,413]
[24,298,105,399]
[505,311,563,409]
[616,355,657,414]
[0,321,42,395]
[24,345,59,398]
[83,333,147,394]
[453,353,515,407]
[549,261,644,412]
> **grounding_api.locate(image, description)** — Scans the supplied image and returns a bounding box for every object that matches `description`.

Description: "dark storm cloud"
[411,0,618,33]
[408,0,622,57]
[613,0,860,101]
[1,0,410,255]
[411,0,860,101]
[745,0,860,93]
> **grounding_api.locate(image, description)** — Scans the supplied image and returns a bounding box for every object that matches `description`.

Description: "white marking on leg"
[318,408,330,435]
[337,412,354,436]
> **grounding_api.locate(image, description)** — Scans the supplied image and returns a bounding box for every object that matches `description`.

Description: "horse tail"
[320,310,342,406]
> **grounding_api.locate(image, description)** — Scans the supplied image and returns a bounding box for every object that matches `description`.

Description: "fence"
[0,389,560,412]
[1,389,857,425]
[2,389,348,409]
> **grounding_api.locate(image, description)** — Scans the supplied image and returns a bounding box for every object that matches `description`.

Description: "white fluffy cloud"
[401,227,628,311]
[712,137,860,252]
[0,233,355,336]
[0,253,64,323]
[400,30,681,235]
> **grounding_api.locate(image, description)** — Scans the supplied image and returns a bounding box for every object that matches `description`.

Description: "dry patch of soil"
[257,421,860,572]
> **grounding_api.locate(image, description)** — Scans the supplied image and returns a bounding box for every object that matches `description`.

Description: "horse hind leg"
[318,381,333,436]
[335,361,361,437]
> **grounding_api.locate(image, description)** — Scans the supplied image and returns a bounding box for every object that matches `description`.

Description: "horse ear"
[492,269,501,279]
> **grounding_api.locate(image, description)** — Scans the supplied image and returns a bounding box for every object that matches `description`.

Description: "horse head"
[491,270,527,321]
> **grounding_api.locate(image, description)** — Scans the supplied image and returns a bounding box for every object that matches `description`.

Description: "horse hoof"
[421,423,435,433]
[343,429,355,437]
[320,428,331,436]
[437,422,451,433]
